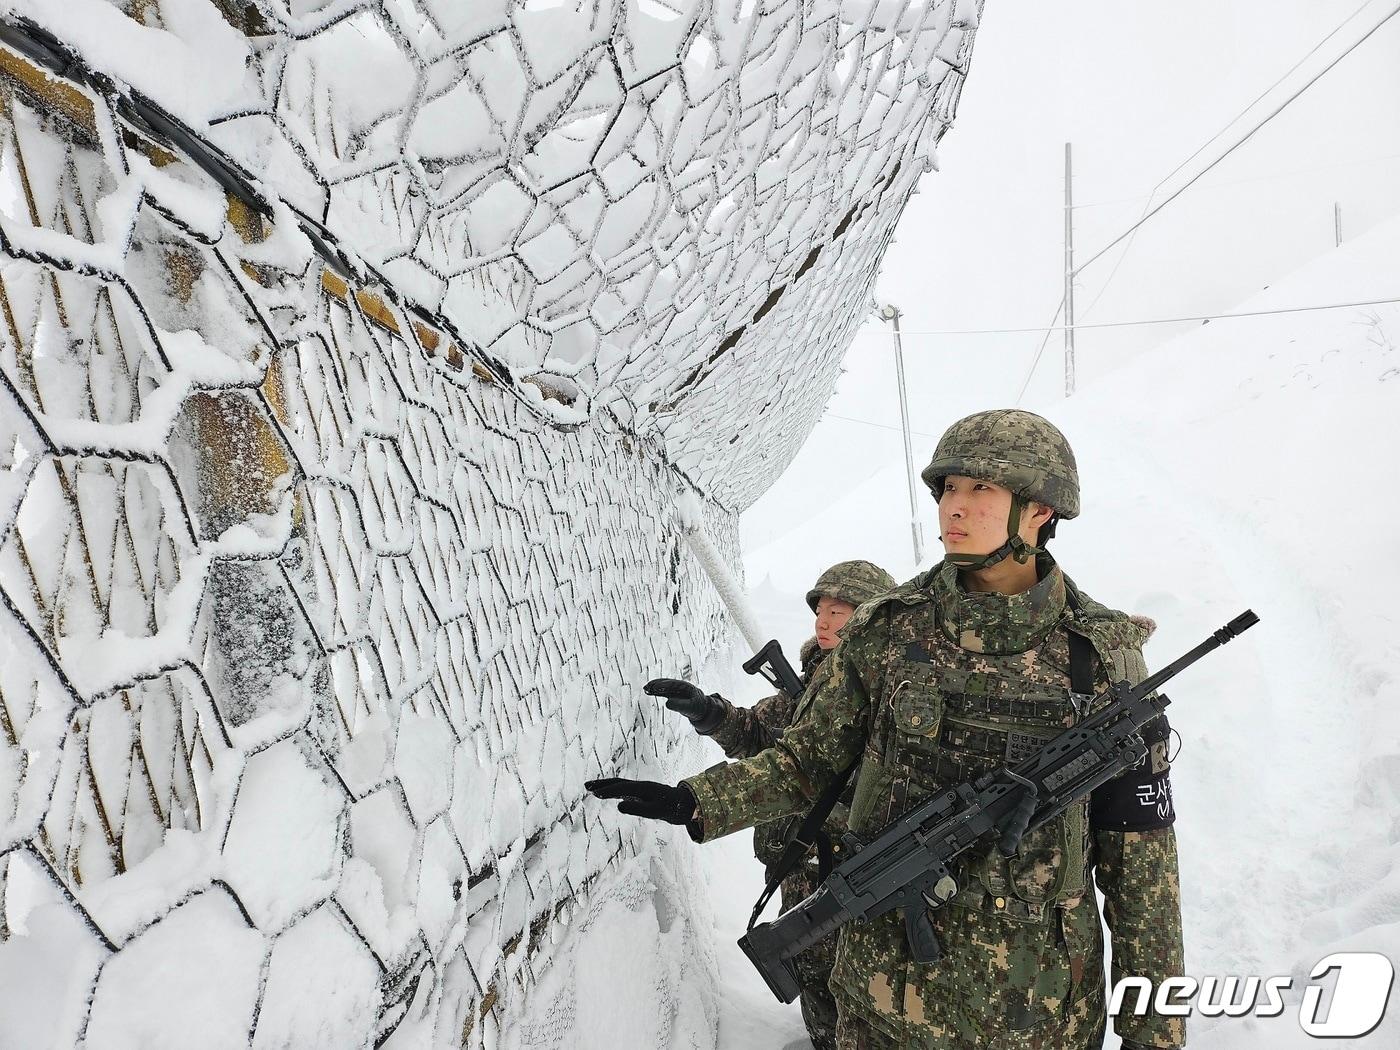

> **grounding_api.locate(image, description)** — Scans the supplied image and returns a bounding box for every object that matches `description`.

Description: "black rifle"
[738,610,1259,1003]
[743,638,805,701]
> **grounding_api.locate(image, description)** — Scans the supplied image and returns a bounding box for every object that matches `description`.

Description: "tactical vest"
[844,560,1146,922]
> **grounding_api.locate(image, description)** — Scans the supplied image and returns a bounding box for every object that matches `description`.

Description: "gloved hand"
[645,678,725,735]
[1120,1042,1175,1050]
[586,778,697,826]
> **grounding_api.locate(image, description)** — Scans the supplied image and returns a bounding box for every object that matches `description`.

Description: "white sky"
[742,0,1400,581]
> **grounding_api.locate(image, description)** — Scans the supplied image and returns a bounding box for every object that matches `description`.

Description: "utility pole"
[1064,142,1076,398]
[878,303,925,566]
[1335,201,1343,247]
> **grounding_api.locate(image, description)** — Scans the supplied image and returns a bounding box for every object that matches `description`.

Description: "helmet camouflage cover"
[920,409,1080,519]
[806,560,896,612]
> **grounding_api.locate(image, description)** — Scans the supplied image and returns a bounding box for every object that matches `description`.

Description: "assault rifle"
[738,610,1259,1003]
[743,638,805,701]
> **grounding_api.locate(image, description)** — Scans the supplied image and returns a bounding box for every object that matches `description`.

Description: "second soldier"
[647,560,895,1050]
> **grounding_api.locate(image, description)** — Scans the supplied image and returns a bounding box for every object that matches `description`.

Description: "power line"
[1015,297,1064,407]
[1076,2,1386,319]
[1081,0,1383,315]
[824,413,941,439]
[877,3,1400,408]
[1021,3,1399,390]
[1145,0,1382,201]
[1071,0,1400,280]
[1069,1,1388,320]
[855,294,1400,338]
[1070,150,1400,212]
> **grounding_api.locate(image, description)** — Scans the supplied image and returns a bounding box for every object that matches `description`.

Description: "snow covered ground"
[723,213,1400,1045]
[695,666,815,1050]
[701,816,813,1050]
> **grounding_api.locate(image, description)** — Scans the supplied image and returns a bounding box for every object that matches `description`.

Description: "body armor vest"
[847,560,1093,919]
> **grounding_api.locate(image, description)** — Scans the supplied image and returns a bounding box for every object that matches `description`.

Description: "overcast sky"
[742,0,1400,579]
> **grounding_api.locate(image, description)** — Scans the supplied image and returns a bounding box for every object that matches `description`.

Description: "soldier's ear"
[1024,500,1054,526]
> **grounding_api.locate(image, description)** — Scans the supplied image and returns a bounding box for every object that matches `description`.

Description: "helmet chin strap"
[945,494,1046,572]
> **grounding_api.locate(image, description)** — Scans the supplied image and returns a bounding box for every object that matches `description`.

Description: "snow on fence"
[0,0,981,1046]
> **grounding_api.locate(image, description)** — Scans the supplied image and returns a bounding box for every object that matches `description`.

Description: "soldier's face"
[813,596,857,650]
[938,475,1045,554]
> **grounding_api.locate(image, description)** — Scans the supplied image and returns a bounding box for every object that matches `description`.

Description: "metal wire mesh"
[0,79,736,1047]
[78,0,979,510]
[0,0,981,1045]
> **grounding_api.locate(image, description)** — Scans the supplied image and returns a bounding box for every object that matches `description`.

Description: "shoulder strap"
[746,756,859,930]
[1067,628,1097,719]
[1068,629,1096,695]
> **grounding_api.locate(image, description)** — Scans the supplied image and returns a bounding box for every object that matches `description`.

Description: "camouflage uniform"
[708,638,844,1048]
[704,560,896,1050]
[682,412,1186,1050]
[708,637,832,761]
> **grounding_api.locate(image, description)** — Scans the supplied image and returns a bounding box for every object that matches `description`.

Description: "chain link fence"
[0,1,981,1045]
[0,72,737,1048]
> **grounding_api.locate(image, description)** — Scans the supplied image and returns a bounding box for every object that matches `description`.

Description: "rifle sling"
[747,756,859,931]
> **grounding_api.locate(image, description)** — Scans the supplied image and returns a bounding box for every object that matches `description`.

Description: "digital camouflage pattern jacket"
[684,557,1186,1049]
[707,636,848,1050]
[705,637,852,874]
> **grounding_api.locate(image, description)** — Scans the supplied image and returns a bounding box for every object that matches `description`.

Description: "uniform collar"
[933,553,1068,655]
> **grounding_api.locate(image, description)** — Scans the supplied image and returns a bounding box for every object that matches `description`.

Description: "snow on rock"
[251,904,381,1050]
[0,850,110,1050]
[222,737,346,931]
[0,602,71,854]
[342,785,423,965]
[394,708,457,827]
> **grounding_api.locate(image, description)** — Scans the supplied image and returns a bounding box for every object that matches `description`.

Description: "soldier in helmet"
[590,410,1184,1050]
[648,559,896,1050]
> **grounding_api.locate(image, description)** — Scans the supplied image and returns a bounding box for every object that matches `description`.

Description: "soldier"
[589,409,1185,1050]
[647,559,896,1050]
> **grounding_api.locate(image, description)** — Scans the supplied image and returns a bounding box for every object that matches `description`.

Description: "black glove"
[645,678,725,734]
[586,778,697,826]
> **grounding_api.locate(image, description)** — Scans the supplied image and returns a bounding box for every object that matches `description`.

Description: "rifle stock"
[738,882,847,1002]
[743,638,805,700]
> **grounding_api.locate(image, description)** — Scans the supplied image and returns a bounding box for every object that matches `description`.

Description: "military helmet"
[805,560,895,613]
[921,409,1080,519]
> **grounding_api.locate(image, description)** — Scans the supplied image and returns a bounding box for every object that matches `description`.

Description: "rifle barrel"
[1133,609,1257,697]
